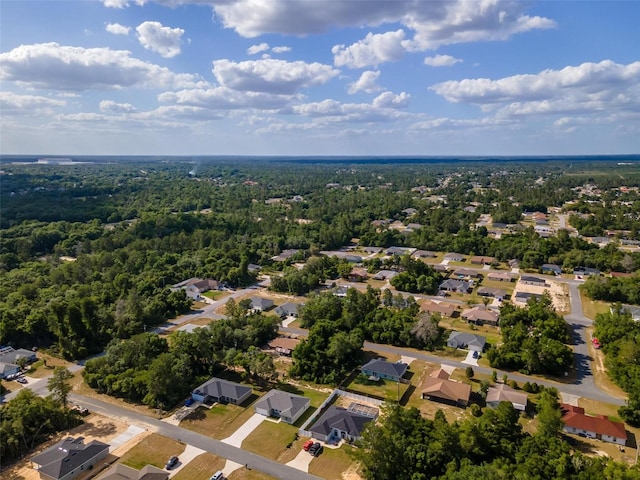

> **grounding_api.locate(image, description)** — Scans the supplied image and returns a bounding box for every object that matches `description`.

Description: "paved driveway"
[222,413,266,448]
[286,449,314,472]
[169,444,205,478]
[462,350,479,366]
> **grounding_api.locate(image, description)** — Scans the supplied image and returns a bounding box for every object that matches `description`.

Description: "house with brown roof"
[453,268,483,280]
[561,404,627,445]
[348,267,369,282]
[421,300,457,318]
[268,337,300,356]
[477,287,507,300]
[470,256,496,265]
[421,369,471,407]
[96,464,168,480]
[462,307,499,326]
[486,384,528,411]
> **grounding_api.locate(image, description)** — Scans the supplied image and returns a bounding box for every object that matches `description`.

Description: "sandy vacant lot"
[513,278,569,312]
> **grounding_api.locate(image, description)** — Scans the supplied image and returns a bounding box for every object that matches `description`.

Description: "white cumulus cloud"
[103,0,130,8]
[100,100,137,112]
[372,91,410,109]
[0,43,206,91]
[424,54,462,67]
[333,30,406,69]
[247,43,270,55]
[159,86,296,110]
[348,70,382,94]
[212,58,339,94]
[0,92,65,115]
[136,21,184,58]
[272,46,291,53]
[106,22,131,35]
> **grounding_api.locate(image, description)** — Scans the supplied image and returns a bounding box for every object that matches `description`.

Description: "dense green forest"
[2,158,638,359]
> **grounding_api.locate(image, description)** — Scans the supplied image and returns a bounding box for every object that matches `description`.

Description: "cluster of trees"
[83,307,278,408]
[582,274,640,305]
[357,392,639,480]
[487,296,573,376]
[593,308,640,426]
[1,372,81,463]
[389,256,443,294]
[269,255,348,296]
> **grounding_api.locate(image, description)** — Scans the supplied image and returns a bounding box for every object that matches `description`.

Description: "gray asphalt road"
[70,393,322,480]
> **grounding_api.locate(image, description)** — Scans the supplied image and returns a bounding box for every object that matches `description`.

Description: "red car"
[303,440,314,451]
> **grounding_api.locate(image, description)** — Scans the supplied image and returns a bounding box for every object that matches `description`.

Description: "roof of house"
[349,267,368,278]
[372,270,398,280]
[192,377,252,400]
[31,437,109,480]
[96,464,169,480]
[309,406,373,438]
[361,359,408,379]
[254,389,309,419]
[453,268,482,278]
[431,368,451,380]
[384,246,416,256]
[421,377,471,403]
[487,272,516,281]
[462,307,499,323]
[0,346,36,364]
[0,362,19,376]
[514,292,542,302]
[412,250,437,258]
[561,404,627,440]
[250,297,274,310]
[542,264,562,272]
[470,256,496,264]
[486,384,528,406]
[520,275,546,284]
[271,249,299,262]
[447,332,486,349]
[439,279,472,291]
[274,302,300,316]
[476,287,507,298]
[268,337,300,351]
[444,252,466,260]
[421,300,456,316]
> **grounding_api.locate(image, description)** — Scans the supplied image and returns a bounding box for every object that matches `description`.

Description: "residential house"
[520,276,547,287]
[621,305,640,322]
[541,264,562,276]
[486,384,528,411]
[360,359,408,382]
[191,378,252,405]
[421,369,471,407]
[487,272,516,282]
[362,246,383,254]
[453,268,483,280]
[96,464,168,480]
[268,337,300,356]
[462,307,499,326]
[447,332,486,352]
[171,278,219,300]
[372,270,397,281]
[470,256,496,265]
[405,223,423,231]
[476,287,507,300]
[254,389,310,424]
[514,291,542,305]
[574,267,601,277]
[333,286,350,297]
[421,300,457,318]
[308,406,375,442]
[561,404,627,445]
[384,246,416,256]
[0,346,37,378]
[344,254,363,263]
[402,208,417,216]
[247,263,261,273]
[31,437,109,480]
[433,264,450,273]
[412,250,438,259]
[271,249,300,262]
[275,302,301,318]
[348,267,369,282]
[444,252,466,262]
[249,297,274,312]
[439,279,472,293]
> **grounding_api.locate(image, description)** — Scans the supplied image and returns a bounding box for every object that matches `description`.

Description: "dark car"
[165,456,179,470]
[308,442,321,455]
[312,444,323,457]
[185,397,195,407]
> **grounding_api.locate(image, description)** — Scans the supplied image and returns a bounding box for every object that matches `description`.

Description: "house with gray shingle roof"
[447,332,486,352]
[31,437,109,480]
[360,359,408,382]
[275,302,301,318]
[308,406,374,442]
[254,389,310,424]
[249,296,274,312]
[191,377,252,405]
[439,279,472,293]
[96,464,169,480]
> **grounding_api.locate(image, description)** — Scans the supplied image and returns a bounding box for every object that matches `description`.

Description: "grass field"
[203,290,229,301]
[181,395,262,439]
[308,445,359,480]
[172,452,225,480]
[27,353,74,378]
[344,373,409,402]
[119,434,184,470]
[241,420,299,461]
[579,291,610,319]
[227,469,277,480]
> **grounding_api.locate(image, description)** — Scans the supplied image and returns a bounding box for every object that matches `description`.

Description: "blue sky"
[1,0,639,156]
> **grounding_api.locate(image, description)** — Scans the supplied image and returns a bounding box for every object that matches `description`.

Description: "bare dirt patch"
[513,278,569,313]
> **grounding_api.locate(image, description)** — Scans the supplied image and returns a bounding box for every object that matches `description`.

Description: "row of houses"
[0,346,37,379]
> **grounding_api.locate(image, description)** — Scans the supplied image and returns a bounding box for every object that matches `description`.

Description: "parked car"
[71,404,89,415]
[308,442,321,455]
[303,439,314,451]
[165,456,179,470]
[185,397,195,407]
[210,471,225,480]
[16,377,28,384]
[312,444,323,457]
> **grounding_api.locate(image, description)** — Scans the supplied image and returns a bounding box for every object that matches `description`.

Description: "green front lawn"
[241,420,299,461]
[345,373,409,402]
